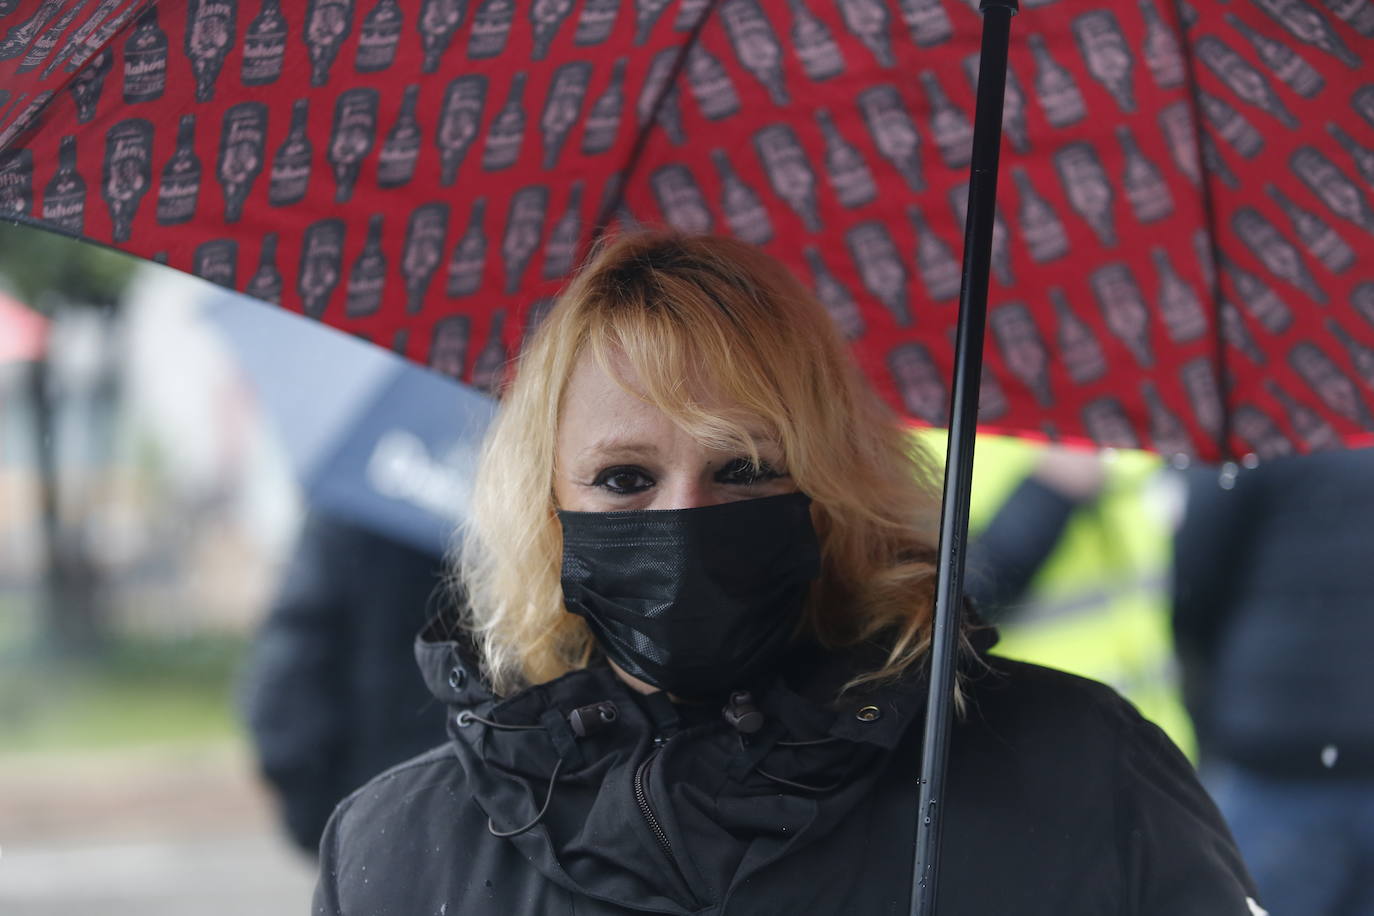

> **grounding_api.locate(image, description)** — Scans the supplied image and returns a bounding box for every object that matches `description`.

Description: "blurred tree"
[0,221,137,311]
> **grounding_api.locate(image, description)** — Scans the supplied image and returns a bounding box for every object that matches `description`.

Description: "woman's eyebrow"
[577,440,660,461]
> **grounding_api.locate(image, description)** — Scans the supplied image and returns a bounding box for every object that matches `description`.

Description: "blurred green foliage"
[0,219,139,310]
[0,634,248,753]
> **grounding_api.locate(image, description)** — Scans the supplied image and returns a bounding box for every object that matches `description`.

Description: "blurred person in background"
[240,510,450,854]
[959,438,1195,756]
[1173,449,1374,916]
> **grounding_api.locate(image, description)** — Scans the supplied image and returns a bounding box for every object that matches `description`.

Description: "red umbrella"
[1,0,1371,460]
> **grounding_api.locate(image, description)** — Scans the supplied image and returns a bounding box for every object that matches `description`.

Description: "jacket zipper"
[633,746,687,882]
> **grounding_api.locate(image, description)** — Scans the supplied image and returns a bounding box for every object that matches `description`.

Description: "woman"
[314,233,1260,915]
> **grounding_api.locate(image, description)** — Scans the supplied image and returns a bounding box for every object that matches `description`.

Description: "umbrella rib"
[584,0,725,253]
[1169,0,1235,463]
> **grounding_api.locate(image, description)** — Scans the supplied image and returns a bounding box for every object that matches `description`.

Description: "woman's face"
[553,350,798,513]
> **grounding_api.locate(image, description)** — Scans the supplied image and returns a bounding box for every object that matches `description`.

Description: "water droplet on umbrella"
[1321,744,1339,768]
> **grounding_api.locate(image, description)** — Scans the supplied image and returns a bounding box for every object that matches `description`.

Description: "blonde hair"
[458,232,944,696]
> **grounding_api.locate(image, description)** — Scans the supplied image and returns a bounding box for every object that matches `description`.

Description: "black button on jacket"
[313,617,1260,915]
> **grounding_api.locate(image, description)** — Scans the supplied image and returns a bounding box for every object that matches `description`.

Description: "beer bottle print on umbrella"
[1267,184,1355,273]
[157,114,201,225]
[847,221,910,326]
[1327,124,1374,186]
[1233,404,1296,460]
[357,0,404,71]
[15,0,84,75]
[218,103,268,223]
[1200,132,1241,188]
[541,63,591,169]
[639,49,685,145]
[582,59,626,156]
[887,343,948,425]
[804,246,865,340]
[468,0,515,59]
[305,0,353,85]
[447,197,487,297]
[72,1,141,74]
[963,54,1029,154]
[193,239,238,288]
[673,0,712,32]
[1352,87,1374,130]
[1029,34,1086,129]
[347,214,388,317]
[531,0,575,60]
[712,150,773,246]
[542,181,583,280]
[575,0,620,46]
[68,49,111,123]
[1157,102,1201,186]
[402,202,448,314]
[299,218,345,318]
[634,0,674,44]
[1091,263,1153,367]
[1327,0,1374,36]
[1232,207,1327,303]
[1195,36,1300,129]
[921,71,973,170]
[651,163,712,233]
[1139,0,1184,89]
[0,0,61,61]
[837,0,894,69]
[898,0,953,48]
[1055,141,1116,246]
[471,310,508,394]
[419,0,464,72]
[1141,381,1193,457]
[1011,167,1069,264]
[269,100,312,207]
[1073,10,1135,113]
[1117,126,1173,224]
[721,0,789,106]
[484,73,527,171]
[437,75,486,186]
[1220,300,1268,365]
[379,86,423,189]
[123,7,168,104]
[1267,379,1343,452]
[1225,14,1324,99]
[1290,342,1374,427]
[428,316,470,380]
[1326,318,1374,393]
[41,0,118,79]
[990,303,1054,407]
[243,0,288,86]
[789,0,845,83]
[754,124,821,232]
[817,109,876,209]
[1152,247,1207,343]
[1223,257,1293,334]
[1251,0,1361,68]
[42,135,86,235]
[686,46,741,122]
[858,86,923,192]
[1198,92,1265,159]
[1290,145,1374,231]
[1082,398,1139,449]
[329,89,378,202]
[185,0,236,102]
[1051,288,1108,385]
[908,204,960,302]
[102,118,153,243]
[502,186,548,294]
[246,233,284,304]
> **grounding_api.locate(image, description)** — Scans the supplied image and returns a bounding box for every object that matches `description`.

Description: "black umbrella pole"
[910,3,1017,916]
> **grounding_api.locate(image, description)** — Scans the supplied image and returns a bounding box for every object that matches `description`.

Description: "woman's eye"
[718,458,784,485]
[594,467,654,494]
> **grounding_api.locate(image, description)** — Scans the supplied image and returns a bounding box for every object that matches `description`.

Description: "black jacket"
[314,616,1258,915]
[1174,450,1374,779]
[240,513,450,852]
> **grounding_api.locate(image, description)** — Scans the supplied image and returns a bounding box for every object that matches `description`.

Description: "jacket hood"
[414,610,996,913]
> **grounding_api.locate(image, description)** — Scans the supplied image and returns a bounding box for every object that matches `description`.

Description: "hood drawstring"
[743,733,846,793]
[458,705,618,839]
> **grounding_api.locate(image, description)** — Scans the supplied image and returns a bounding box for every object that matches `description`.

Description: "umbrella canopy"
[1,0,1371,460]
[205,288,495,554]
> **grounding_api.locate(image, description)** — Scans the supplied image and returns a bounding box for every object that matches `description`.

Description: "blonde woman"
[313,233,1261,915]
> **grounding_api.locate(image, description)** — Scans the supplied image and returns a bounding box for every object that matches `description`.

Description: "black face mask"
[558,492,822,699]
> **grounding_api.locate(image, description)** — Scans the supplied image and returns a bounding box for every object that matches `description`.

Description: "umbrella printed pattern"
[0,0,1372,461]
